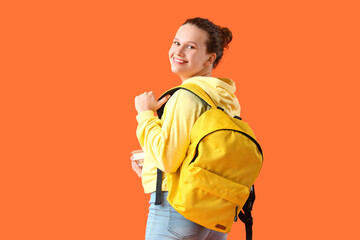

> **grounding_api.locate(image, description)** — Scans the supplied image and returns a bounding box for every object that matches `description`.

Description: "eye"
[173,41,180,46]
[187,45,195,49]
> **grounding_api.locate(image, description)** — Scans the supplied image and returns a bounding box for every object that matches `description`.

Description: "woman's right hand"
[135,91,170,114]
[130,155,142,177]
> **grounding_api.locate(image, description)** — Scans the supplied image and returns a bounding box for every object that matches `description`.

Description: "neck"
[180,68,213,82]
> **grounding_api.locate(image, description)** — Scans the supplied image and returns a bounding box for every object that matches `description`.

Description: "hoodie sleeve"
[136,90,207,173]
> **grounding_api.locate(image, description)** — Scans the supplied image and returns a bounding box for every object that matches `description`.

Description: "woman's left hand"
[130,155,143,178]
[135,91,170,114]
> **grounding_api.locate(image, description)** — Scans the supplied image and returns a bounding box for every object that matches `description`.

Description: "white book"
[131,150,145,160]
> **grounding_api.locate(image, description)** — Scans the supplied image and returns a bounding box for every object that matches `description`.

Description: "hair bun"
[219,27,232,49]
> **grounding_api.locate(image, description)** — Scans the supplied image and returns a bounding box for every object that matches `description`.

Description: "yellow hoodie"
[136,76,241,193]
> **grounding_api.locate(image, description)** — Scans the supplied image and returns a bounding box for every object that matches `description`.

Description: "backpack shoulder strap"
[238,185,256,240]
[179,83,217,109]
[157,83,216,119]
[155,83,216,205]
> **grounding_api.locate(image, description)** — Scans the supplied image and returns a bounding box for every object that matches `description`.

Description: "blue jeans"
[145,192,228,240]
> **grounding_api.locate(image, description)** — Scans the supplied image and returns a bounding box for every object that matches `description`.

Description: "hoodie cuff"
[136,110,155,123]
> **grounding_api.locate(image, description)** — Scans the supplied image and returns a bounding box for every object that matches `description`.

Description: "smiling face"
[169,24,216,81]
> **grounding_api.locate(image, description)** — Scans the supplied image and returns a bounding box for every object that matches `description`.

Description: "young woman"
[132,17,241,240]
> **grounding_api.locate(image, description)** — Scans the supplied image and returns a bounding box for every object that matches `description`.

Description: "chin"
[170,66,191,79]
[171,66,181,75]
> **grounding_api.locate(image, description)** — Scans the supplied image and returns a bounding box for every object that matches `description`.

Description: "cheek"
[190,54,203,66]
[197,54,209,66]
[168,46,175,57]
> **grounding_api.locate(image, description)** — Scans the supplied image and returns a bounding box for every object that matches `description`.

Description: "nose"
[175,45,186,57]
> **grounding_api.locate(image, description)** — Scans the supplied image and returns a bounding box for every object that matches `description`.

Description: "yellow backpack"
[156,83,263,236]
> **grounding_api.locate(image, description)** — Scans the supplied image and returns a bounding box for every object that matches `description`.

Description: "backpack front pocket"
[185,166,250,205]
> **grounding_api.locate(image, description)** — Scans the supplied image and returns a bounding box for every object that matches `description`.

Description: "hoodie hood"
[182,76,241,117]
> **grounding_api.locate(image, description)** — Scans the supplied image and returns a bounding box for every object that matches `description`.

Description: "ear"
[205,53,217,67]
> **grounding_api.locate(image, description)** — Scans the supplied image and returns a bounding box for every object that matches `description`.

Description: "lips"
[173,57,188,64]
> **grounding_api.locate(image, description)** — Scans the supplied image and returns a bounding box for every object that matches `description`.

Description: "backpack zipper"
[234,205,238,222]
[189,128,263,166]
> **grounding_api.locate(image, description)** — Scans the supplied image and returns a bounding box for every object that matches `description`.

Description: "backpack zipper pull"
[234,205,238,222]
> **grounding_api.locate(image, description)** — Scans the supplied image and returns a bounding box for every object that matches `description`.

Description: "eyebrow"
[174,38,198,46]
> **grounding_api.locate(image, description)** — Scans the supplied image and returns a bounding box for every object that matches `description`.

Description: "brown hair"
[183,17,232,68]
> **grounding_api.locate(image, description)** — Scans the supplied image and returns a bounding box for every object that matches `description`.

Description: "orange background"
[1,0,359,239]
